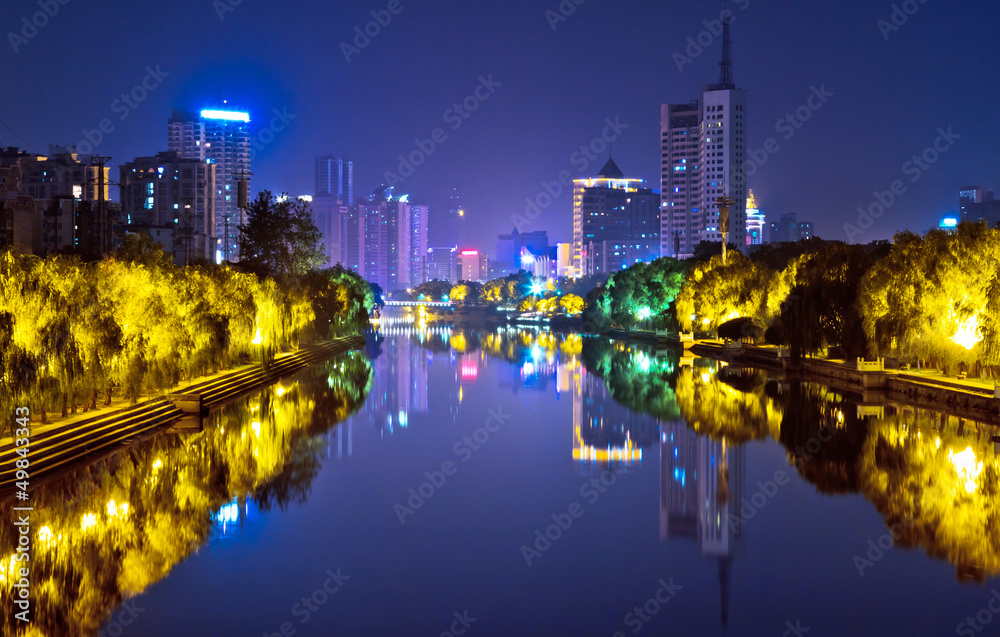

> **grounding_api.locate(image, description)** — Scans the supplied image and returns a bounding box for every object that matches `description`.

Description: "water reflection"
[392,326,1000,585]
[0,353,372,637]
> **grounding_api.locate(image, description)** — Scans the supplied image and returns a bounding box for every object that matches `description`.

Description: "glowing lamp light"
[940,217,959,228]
[81,513,97,531]
[252,327,264,345]
[637,307,652,320]
[530,282,544,295]
[951,314,981,350]
[38,526,52,543]
[200,109,250,122]
[275,386,286,397]
[949,446,983,494]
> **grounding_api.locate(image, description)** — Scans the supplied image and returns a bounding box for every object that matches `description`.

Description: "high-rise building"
[573,157,660,276]
[959,186,1000,226]
[360,186,413,291]
[168,108,250,262]
[119,151,217,264]
[427,246,458,283]
[661,12,748,259]
[311,196,347,267]
[745,189,765,246]
[456,249,488,283]
[410,204,429,285]
[316,156,353,204]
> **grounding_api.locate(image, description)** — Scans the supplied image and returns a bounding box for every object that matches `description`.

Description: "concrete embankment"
[0,335,366,492]
[683,340,1000,423]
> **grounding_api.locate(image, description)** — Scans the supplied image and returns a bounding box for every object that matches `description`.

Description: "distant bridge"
[383,300,453,308]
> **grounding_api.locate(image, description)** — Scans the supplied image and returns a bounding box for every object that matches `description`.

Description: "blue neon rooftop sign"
[200,109,250,123]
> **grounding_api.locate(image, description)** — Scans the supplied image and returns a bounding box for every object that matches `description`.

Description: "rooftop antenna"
[718,1,736,90]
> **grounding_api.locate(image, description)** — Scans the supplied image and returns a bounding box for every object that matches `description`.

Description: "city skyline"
[1,0,997,253]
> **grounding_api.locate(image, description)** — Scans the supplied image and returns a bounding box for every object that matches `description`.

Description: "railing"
[856,358,884,372]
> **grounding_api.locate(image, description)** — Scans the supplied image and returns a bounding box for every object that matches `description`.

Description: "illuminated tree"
[676,252,772,332]
[560,294,584,315]
[450,283,471,303]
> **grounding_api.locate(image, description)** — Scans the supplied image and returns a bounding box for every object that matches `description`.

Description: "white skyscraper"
[168,108,250,262]
[661,12,747,259]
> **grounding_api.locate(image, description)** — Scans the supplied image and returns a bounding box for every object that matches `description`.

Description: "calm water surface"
[5,324,1000,637]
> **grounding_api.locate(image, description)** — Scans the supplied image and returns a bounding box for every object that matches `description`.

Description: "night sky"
[3,0,998,251]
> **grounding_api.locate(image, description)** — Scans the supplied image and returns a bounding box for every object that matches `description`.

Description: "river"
[3,325,1000,636]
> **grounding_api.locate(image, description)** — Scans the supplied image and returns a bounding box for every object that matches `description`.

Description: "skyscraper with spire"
[661,8,748,259]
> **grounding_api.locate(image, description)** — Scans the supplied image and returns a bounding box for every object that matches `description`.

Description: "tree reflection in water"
[418,329,1000,582]
[0,352,371,637]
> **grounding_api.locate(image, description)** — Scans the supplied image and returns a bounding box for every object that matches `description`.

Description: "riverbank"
[0,334,367,491]
[596,331,1000,423]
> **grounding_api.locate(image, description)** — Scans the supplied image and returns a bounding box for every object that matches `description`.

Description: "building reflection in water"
[660,423,745,626]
